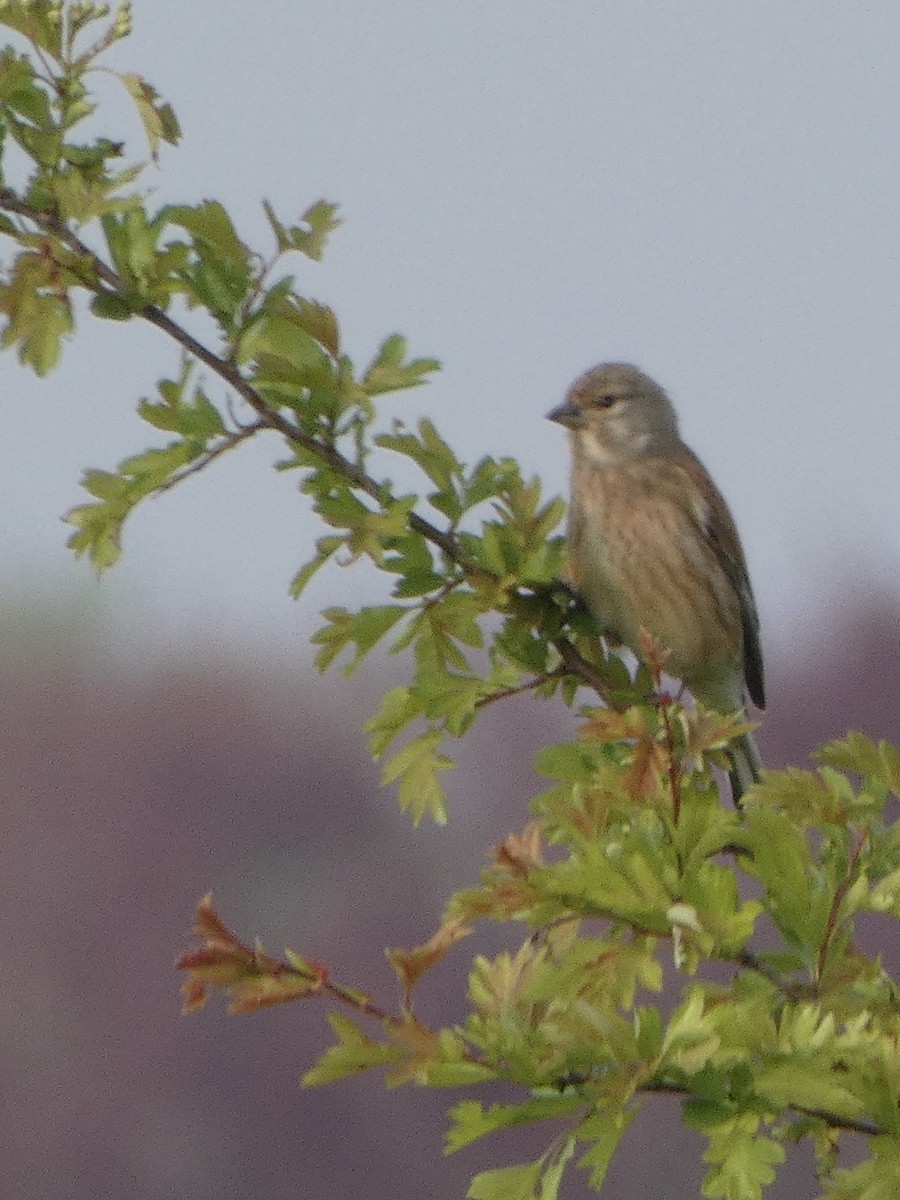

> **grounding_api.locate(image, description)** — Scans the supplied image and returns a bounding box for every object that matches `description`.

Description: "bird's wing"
[681,452,766,710]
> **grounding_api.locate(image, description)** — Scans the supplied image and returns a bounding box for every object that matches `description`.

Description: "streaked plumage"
[548,362,764,800]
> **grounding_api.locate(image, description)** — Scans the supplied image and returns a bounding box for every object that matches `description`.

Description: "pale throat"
[571,424,654,465]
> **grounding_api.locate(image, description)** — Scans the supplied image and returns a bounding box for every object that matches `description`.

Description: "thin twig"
[816,829,868,989]
[657,698,682,822]
[474,666,568,710]
[731,949,810,1000]
[154,423,267,493]
[552,638,612,702]
[641,1079,883,1138]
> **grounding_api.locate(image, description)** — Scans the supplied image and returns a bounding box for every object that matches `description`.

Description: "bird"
[547,362,764,801]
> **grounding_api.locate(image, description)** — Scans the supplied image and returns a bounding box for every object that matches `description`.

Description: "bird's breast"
[567,455,743,704]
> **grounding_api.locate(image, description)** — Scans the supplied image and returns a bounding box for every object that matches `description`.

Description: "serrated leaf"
[291,296,340,357]
[539,1138,576,1200]
[0,47,52,127]
[65,500,123,572]
[117,73,181,160]
[741,806,828,954]
[577,1108,637,1190]
[301,1013,404,1087]
[818,732,900,797]
[426,1061,498,1087]
[288,535,343,598]
[446,1097,584,1154]
[534,741,604,784]
[362,334,440,395]
[376,417,462,496]
[380,728,452,825]
[382,533,444,599]
[701,1116,785,1200]
[262,198,341,260]
[754,1058,866,1122]
[0,8,63,60]
[365,685,426,758]
[90,291,136,320]
[164,200,245,265]
[0,249,74,374]
[237,311,331,383]
[467,1162,544,1200]
[312,604,408,674]
[137,362,226,439]
[65,439,201,573]
[99,207,171,300]
[826,1137,900,1200]
[159,202,251,322]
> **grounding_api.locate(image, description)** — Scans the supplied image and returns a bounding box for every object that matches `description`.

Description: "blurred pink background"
[2,592,899,1198]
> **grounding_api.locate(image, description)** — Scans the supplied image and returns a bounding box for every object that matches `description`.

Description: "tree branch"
[731,949,810,1001]
[641,1078,883,1138]
[474,666,569,710]
[0,189,614,702]
[154,421,267,493]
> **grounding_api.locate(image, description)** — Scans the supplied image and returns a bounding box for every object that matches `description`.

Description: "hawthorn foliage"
[3,7,900,1198]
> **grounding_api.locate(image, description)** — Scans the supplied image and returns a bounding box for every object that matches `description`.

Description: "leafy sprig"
[179,727,900,1197]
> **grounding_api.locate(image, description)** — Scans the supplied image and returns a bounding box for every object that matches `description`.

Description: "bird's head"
[547,362,681,462]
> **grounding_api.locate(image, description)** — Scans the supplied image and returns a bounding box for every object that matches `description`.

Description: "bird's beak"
[546,398,583,429]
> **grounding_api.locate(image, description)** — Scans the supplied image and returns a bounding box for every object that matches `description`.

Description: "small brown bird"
[547,362,764,800]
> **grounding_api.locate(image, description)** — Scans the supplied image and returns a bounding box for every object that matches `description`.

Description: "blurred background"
[3,2,900,1196]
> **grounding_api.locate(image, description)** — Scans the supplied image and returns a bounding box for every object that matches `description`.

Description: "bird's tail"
[728,730,763,806]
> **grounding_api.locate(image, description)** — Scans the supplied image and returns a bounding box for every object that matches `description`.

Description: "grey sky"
[4,2,900,665]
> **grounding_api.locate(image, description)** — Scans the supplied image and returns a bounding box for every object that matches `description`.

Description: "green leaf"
[376,418,462,493]
[238,311,330,376]
[700,1115,785,1200]
[754,1058,865,1123]
[301,1013,404,1087]
[365,686,426,757]
[741,805,829,957]
[164,200,246,268]
[467,1140,576,1200]
[290,296,340,358]
[467,1162,543,1200]
[415,671,481,737]
[99,208,170,301]
[577,1108,637,1191]
[446,1097,584,1153]
[65,439,202,573]
[90,291,137,320]
[262,197,341,260]
[362,334,440,395]
[137,361,226,438]
[147,201,256,325]
[426,1061,497,1087]
[1,287,71,373]
[117,73,181,160]
[825,1136,900,1200]
[539,1138,576,1200]
[288,535,344,598]
[0,246,79,374]
[312,605,408,674]
[0,4,63,60]
[818,732,900,797]
[382,533,444,598]
[380,728,453,824]
[534,741,606,785]
[0,47,52,127]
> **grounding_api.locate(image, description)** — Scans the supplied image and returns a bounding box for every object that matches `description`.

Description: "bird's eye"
[591,393,618,409]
